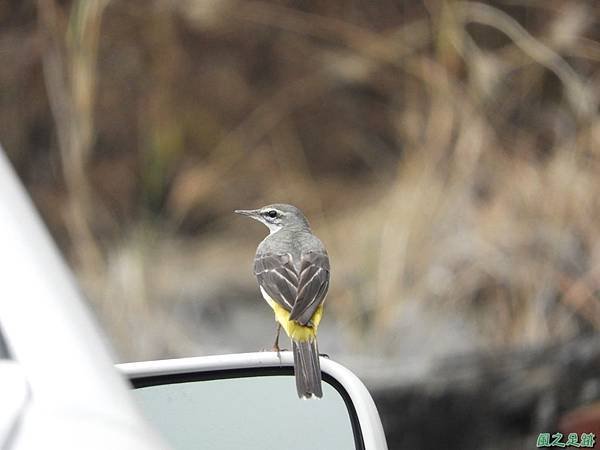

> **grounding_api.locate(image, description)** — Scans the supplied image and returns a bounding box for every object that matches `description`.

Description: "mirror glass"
[133,374,357,450]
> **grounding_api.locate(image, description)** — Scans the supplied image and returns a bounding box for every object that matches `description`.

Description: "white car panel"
[0,149,168,449]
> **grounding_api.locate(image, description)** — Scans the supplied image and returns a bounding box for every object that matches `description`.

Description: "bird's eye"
[267,210,278,218]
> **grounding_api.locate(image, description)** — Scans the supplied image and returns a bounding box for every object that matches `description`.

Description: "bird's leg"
[260,323,287,353]
[271,323,282,353]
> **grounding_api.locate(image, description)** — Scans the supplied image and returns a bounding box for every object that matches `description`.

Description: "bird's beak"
[234,209,260,219]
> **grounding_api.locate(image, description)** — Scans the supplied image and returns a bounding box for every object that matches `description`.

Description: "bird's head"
[234,203,311,234]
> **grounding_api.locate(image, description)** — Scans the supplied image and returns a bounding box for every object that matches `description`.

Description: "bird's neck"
[269,224,311,235]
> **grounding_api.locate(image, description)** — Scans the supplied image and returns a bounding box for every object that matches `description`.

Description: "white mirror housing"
[119,352,388,450]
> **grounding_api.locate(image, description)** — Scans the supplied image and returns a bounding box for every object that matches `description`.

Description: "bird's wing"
[254,253,298,312]
[289,251,330,326]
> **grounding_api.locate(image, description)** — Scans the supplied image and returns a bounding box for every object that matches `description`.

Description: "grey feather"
[289,252,329,325]
[292,339,323,398]
[254,233,330,325]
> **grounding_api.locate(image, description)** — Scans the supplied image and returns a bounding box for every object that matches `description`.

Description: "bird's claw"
[259,347,289,353]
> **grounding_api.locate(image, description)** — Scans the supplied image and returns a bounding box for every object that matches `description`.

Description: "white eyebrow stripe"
[261,208,283,215]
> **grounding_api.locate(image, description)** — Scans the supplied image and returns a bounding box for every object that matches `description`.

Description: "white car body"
[0,149,168,450]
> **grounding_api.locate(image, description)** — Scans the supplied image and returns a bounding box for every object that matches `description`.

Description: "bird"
[235,203,330,398]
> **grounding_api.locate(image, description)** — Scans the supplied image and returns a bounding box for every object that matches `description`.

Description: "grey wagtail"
[235,204,330,398]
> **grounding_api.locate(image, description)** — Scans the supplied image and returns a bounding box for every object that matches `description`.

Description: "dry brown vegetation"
[2,0,600,364]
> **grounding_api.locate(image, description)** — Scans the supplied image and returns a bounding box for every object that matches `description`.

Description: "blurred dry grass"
[1,0,600,362]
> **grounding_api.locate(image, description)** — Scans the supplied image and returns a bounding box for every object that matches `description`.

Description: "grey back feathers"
[254,249,329,325]
[252,206,330,326]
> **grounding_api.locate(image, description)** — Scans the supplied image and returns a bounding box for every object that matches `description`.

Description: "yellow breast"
[260,287,323,342]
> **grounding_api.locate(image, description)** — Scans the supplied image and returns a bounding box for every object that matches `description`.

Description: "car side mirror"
[118,352,388,450]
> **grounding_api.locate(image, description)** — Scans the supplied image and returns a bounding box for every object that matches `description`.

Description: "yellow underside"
[261,289,323,342]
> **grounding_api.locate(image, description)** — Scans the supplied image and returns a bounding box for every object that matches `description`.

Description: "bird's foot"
[259,347,289,352]
[319,353,330,358]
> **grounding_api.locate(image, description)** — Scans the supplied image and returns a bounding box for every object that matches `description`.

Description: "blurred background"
[2,0,600,448]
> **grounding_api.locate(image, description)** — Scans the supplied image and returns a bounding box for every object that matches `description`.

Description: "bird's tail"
[292,338,322,398]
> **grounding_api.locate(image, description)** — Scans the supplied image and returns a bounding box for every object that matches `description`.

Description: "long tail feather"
[292,339,322,398]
